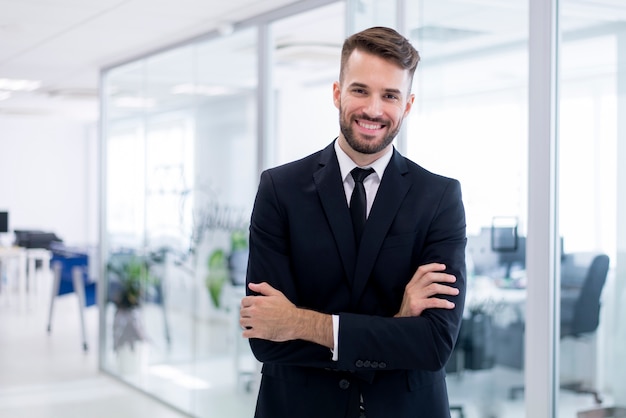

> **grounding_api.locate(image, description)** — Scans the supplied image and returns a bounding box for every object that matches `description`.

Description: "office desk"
[449,275,526,373]
[465,275,526,315]
[26,248,51,292]
[0,246,27,302]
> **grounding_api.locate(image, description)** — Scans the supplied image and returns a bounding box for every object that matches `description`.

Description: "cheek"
[391,106,408,123]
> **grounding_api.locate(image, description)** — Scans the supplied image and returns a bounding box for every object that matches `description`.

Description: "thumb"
[248,282,282,297]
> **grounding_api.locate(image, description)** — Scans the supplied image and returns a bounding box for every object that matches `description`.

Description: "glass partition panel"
[188,28,258,418]
[557,2,626,416]
[404,1,529,416]
[101,28,259,417]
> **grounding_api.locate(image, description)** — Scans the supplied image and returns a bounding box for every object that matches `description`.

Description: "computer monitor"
[0,212,8,233]
[491,226,518,252]
[467,226,526,279]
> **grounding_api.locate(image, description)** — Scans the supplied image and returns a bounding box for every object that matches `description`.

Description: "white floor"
[0,271,188,418]
[0,267,609,418]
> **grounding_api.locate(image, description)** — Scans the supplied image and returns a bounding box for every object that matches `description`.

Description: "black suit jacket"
[247,141,467,418]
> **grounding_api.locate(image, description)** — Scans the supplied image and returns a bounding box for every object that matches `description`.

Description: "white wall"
[0,115,98,246]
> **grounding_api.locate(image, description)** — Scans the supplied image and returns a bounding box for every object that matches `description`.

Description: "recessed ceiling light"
[171,83,238,96]
[113,96,155,108]
[0,78,41,92]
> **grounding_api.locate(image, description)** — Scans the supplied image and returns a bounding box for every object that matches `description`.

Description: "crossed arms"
[239,262,459,354]
[240,165,467,372]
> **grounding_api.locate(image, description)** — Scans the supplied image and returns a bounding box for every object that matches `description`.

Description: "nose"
[363,96,383,119]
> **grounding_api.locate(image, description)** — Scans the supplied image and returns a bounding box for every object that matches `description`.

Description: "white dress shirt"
[330,140,393,360]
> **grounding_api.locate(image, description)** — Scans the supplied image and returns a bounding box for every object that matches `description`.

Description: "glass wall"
[101,28,259,417]
[402,1,530,417]
[99,1,344,416]
[557,2,626,416]
[100,0,626,416]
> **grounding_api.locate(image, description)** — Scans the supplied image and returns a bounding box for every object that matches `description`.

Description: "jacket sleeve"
[246,170,337,368]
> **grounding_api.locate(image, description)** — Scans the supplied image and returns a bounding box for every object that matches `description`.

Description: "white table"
[26,248,52,292]
[0,246,27,301]
[464,275,526,316]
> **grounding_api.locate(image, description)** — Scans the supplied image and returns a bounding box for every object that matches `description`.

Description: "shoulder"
[265,149,324,177]
[261,141,335,183]
[395,151,461,189]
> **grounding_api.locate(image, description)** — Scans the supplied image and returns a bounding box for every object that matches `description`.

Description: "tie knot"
[351,167,375,184]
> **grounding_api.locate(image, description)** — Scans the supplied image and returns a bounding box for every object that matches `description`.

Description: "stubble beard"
[339,111,402,155]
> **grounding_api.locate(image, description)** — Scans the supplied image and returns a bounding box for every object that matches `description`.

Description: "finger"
[407,273,456,293]
[240,317,253,329]
[408,263,447,284]
[240,296,253,308]
[417,263,447,274]
[239,306,251,318]
[424,297,456,310]
[430,283,460,297]
[433,272,457,283]
[248,282,283,297]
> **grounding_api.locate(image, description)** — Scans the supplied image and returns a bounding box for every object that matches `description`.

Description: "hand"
[395,263,459,318]
[240,282,334,348]
[240,282,299,342]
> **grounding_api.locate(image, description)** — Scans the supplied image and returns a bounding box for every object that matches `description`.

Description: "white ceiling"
[0,0,297,120]
[1,0,623,121]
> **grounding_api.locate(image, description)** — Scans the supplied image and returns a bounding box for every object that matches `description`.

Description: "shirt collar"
[334,139,393,183]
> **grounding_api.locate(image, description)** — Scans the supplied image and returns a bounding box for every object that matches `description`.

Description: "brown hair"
[339,26,420,85]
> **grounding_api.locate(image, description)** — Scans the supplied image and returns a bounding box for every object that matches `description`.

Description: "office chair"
[47,246,96,352]
[559,252,610,404]
[496,252,609,404]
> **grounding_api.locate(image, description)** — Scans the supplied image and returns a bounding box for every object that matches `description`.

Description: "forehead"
[342,49,411,91]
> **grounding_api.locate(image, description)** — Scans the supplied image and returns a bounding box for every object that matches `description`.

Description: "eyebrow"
[348,82,403,96]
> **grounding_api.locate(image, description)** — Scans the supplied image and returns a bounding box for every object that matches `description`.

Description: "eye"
[384,93,399,101]
[352,88,367,95]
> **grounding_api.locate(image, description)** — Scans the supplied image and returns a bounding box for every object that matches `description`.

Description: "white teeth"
[358,121,381,130]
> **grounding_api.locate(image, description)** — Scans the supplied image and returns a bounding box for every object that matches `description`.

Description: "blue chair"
[47,245,97,351]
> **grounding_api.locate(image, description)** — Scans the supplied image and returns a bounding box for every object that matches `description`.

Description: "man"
[239,26,466,418]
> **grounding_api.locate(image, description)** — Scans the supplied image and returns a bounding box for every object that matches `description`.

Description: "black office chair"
[559,252,610,404]
[495,252,609,404]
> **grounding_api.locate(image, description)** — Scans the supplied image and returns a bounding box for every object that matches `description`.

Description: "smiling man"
[239,26,467,418]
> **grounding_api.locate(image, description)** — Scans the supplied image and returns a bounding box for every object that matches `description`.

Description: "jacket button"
[355,360,364,367]
[371,361,378,368]
[339,379,350,390]
[379,362,387,369]
[363,360,371,367]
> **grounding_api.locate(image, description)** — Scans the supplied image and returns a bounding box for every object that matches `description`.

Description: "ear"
[403,93,415,117]
[333,81,341,110]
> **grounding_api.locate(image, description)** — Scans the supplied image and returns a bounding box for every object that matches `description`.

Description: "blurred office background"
[1,0,626,417]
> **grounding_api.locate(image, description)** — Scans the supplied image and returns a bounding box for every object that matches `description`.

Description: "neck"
[337,135,391,167]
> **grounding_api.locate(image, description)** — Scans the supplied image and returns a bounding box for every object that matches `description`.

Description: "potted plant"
[206,248,229,309]
[205,229,248,308]
[107,253,155,354]
[228,229,249,286]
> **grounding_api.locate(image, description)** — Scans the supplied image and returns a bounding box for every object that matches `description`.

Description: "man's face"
[333,49,414,158]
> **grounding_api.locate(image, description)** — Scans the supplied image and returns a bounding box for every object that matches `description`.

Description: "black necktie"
[350,167,375,246]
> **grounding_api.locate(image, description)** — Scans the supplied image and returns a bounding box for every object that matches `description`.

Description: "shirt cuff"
[330,314,339,361]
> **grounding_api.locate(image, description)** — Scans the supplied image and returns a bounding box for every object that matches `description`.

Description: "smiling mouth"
[356,119,385,131]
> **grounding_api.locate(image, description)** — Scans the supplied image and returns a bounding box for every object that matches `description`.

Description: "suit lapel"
[350,150,411,309]
[313,143,357,283]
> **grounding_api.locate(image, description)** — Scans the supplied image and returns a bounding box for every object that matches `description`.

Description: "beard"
[339,111,401,155]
